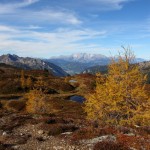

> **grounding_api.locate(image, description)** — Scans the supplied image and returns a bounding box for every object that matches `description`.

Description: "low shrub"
[117,126,135,134]
[71,126,98,141]
[0,101,2,108]
[48,124,63,136]
[71,126,117,142]
[94,141,129,150]
[142,126,150,134]
[98,126,117,135]
[5,100,26,112]
[61,124,78,133]
[47,124,78,136]
[117,134,150,150]
[26,89,48,114]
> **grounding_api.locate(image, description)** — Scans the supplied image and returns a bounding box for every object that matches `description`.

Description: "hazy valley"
[45,53,145,74]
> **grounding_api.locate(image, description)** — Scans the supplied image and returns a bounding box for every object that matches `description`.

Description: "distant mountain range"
[0,54,68,77]
[45,53,110,74]
[45,53,145,74]
[0,53,146,76]
[51,53,109,63]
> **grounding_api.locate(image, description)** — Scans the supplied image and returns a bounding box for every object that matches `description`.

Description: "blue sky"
[0,0,149,59]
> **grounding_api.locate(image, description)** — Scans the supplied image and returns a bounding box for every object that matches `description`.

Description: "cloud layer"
[0,25,108,57]
[0,0,132,26]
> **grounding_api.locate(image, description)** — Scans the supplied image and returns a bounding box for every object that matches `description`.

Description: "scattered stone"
[12,145,19,149]
[38,130,44,135]
[61,132,72,135]
[81,135,116,146]
[20,133,23,136]
[2,131,7,136]
[124,133,135,136]
[134,125,140,128]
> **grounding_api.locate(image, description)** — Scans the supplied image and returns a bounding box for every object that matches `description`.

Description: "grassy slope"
[0,64,149,150]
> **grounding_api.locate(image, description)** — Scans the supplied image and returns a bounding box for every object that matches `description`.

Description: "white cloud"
[101,0,132,9]
[90,0,132,4]
[32,10,82,25]
[0,25,18,32]
[0,0,82,25]
[93,0,131,3]
[0,0,134,26]
[0,0,39,14]
[0,25,107,57]
[0,24,148,59]
[11,0,39,9]
[87,0,133,10]
[48,0,134,12]
[27,25,42,30]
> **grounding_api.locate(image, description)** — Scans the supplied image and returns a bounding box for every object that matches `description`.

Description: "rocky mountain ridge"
[51,53,109,63]
[0,54,68,77]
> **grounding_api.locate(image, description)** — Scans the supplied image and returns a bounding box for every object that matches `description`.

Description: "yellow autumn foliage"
[26,77,48,114]
[84,48,150,126]
[26,89,46,114]
[20,70,25,90]
[26,76,33,89]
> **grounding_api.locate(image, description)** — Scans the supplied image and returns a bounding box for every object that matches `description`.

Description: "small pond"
[69,95,85,103]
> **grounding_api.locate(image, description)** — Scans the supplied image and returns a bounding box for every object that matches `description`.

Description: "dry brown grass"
[94,141,129,150]
[117,134,150,150]
[4,99,26,112]
[70,73,96,95]
[71,126,117,142]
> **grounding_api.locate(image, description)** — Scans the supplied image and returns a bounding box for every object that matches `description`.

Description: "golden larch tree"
[26,89,46,113]
[26,76,33,89]
[26,77,48,114]
[84,48,150,126]
[20,70,26,90]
